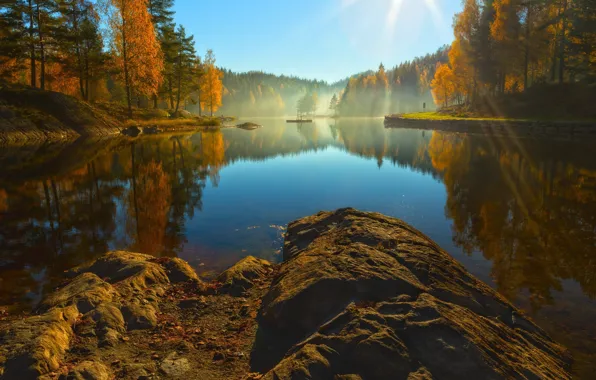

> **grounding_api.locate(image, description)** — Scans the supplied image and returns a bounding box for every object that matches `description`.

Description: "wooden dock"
[286,119,313,123]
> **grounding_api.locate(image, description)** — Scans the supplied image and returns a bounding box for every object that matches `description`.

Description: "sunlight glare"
[386,0,404,33]
[423,0,444,29]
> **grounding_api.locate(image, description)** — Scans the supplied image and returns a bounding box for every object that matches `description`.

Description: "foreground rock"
[0,252,201,379]
[253,208,572,379]
[0,252,269,380]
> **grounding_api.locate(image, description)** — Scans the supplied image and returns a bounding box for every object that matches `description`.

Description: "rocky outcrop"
[217,256,274,295]
[0,87,122,144]
[0,252,202,379]
[253,208,572,379]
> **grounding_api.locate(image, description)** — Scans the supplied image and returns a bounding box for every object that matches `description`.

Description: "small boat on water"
[286,119,313,123]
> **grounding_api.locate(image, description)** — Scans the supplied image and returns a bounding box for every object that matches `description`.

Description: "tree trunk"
[558,0,568,84]
[84,51,90,101]
[36,1,45,90]
[175,54,182,112]
[168,76,174,109]
[28,0,36,88]
[197,90,202,116]
[121,0,133,119]
[153,94,158,109]
[71,2,86,100]
[523,5,531,91]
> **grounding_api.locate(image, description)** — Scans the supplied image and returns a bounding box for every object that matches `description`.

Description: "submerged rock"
[121,126,141,137]
[236,122,262,130]
[253,208,572,379]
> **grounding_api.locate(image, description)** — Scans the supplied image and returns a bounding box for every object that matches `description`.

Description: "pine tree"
[0,1,28,81]
[173,25,198,112]
[147,0,174,108]
[58,0,105,101]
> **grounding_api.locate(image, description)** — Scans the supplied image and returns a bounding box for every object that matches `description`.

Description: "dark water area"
[1,118,596,375]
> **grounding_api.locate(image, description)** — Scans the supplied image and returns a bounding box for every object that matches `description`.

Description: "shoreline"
[384,114,596,138]
[0,87,226,145]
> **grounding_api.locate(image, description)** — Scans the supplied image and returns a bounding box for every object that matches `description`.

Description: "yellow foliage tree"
[102,0,164,117]
[448,39,472,103]
[200,50,223,116]
[431,63,455,107]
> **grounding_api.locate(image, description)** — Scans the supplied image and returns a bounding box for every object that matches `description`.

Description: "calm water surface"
[1,118,595,375]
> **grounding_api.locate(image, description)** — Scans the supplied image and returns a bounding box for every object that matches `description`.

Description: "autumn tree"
[101,0,163,117]
[431,63,455,107]
[200,49,223,116]
[567,0,596,83]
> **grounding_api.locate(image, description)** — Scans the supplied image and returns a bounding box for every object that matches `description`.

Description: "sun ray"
[341,0,361,9]
[386,0,404,33]
[423,0,444,29]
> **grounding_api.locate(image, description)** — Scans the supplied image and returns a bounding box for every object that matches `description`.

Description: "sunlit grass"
[124,117,221,128]
[394,112,514,121]
[392,112,596,123]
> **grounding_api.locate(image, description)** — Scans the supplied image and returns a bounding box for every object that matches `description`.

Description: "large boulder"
[253,208,572,379]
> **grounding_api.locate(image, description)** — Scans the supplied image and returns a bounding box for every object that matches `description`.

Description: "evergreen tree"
[147,0,175,108]
[172,25,199,112]
[58,0,105,101]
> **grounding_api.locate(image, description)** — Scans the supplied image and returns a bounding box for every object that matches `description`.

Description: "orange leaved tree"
[200,50,223,117]
[431,63,455,108]
[101,0,163,118]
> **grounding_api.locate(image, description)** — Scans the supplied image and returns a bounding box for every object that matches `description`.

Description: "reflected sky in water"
[1,118,595,375]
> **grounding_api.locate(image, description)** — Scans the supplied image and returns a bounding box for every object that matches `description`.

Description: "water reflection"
[1,119,595,374]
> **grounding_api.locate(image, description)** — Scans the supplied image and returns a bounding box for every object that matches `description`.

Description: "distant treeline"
[216,71,346,117]
[337,48,449,116]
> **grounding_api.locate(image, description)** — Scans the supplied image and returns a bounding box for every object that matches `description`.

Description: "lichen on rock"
[217,256,273,295]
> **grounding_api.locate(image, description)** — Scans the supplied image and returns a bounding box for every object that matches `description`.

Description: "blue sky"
[173,0,462,83]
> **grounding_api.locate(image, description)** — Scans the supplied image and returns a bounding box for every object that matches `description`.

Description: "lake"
[1,118,595,375]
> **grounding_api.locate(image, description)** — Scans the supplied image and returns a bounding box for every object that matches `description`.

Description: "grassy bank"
[94,101,222,127]
[394,112,515,122]
[395,84,596,123]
